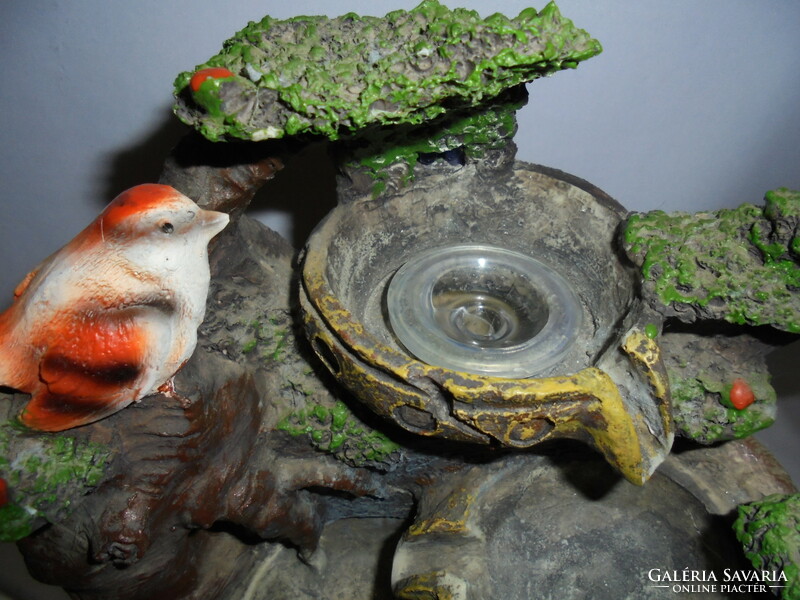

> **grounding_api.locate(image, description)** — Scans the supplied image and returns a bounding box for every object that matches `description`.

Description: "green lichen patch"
[278,400,400,470]
[203,263,405,471]
[668,369,775,444]
[173,1,600,143]
[221,304,402,470]
[238,311,291,363]
[624,188,800,333]
[0,421,111,542]
[734,493,800,600]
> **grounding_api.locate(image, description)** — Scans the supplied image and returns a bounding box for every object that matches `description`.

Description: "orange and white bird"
[0,184,229,431]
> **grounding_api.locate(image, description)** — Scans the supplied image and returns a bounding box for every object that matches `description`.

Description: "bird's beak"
[196,208,230,238]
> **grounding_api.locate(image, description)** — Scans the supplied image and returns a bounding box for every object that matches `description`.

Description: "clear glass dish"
[386,244,582,378]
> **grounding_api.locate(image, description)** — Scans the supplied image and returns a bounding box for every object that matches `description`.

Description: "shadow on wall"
[758,339,800,484]
[98,105,339,249]
[249,141,339,249]
[99,106,190,209]
[767,339,800,404]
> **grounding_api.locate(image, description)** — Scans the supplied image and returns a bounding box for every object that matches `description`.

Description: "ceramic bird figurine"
[0,184,229,431]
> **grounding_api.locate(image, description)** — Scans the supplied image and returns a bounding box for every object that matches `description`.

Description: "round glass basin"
[387,244,582,378]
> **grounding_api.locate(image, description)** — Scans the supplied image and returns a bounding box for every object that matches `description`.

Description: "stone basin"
[300,161,673,484]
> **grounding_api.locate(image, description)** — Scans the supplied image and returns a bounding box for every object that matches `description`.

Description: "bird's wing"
[20,305,163,431]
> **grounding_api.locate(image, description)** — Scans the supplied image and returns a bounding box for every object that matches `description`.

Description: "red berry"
[729,378,755,410]
[0,477,7,507]
[189,67,235,93]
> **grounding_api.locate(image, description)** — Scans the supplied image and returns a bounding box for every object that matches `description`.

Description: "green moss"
[235,309,400,469]
[765,188,800,220]
[278,400,400,467]
[190,75,235,121]
[173,0,600,142]
[734,494,800,600]
[0,503,32,541]
[271,329,288,361]
[238,312,292,363]
[0,422,111,542]
[624,189,800,332]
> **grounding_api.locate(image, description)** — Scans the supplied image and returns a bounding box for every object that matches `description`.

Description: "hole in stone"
[394,405,436,431]
[312,337,341,375]
[417,147,466,166]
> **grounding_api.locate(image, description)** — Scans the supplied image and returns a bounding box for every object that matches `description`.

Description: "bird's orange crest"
[101,184,183,230]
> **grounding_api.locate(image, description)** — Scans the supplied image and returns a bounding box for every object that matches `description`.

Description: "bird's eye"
[161,222,174,234]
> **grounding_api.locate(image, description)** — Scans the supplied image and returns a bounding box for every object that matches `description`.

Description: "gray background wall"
[0,1,798,598]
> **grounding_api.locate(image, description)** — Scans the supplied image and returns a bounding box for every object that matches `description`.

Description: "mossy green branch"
[0,422,111,542]
[624,188,800,332]
[734,494,800,600]
[173,0,600,142]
